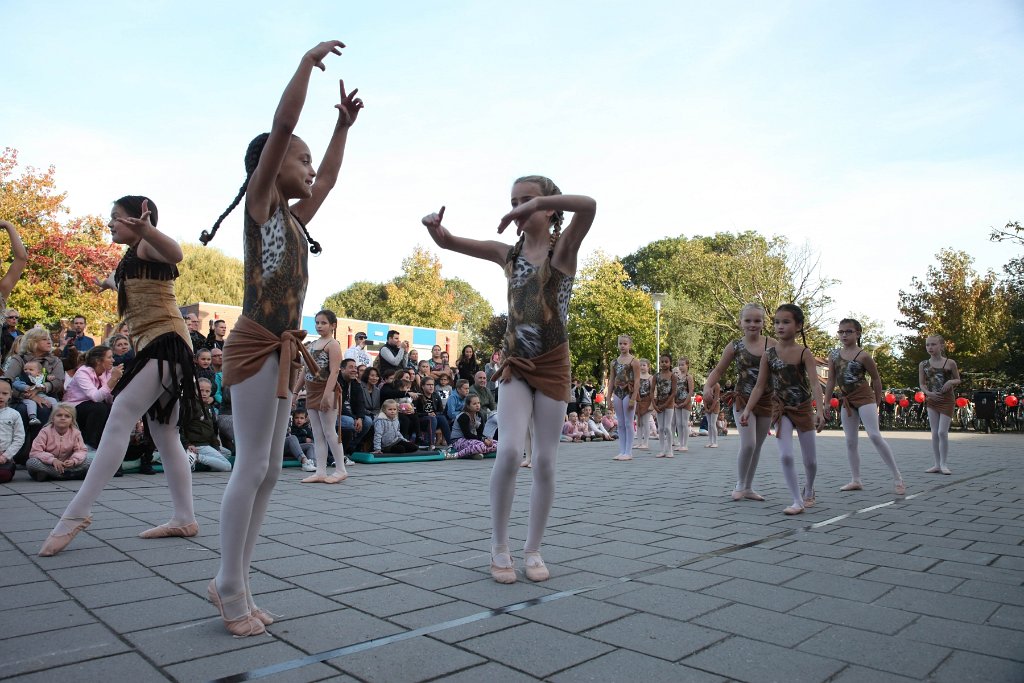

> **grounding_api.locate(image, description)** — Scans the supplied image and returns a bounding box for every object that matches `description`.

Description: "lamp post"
[652,292,668,363]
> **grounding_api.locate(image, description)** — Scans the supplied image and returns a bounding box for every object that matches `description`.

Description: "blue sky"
[4,1,1022,338]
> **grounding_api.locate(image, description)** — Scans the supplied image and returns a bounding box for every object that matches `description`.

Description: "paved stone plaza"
[1,429,1022,682]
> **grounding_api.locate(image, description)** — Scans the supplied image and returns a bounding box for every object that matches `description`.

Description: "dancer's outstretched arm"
[0,220,28,301]
[422,207,508,267]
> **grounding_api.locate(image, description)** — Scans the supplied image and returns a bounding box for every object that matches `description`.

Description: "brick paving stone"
[953,578,1024,607]
[684,635,846,682]
[438,576,557,609]
[842,548,940,571]
[3,652,167,683]
[2,600,96,637]
[901,614,1024,661]
[989,603,1024,630]
[430,661,540,682]
[772,540,861,559]
[694,603,829,647]
[562,553,662,577]
[0,622,129,678]
[637,567,732,591]
[517,595,634,633]
[930,650,1024,683]
[607,584,729,621]
[928,559,1024,584]
[876,586,1000,623]
[702,577,817,612]
[460,622,613,678]
[67,575,185,609]
[305,566,395,596]
[165,640,342,683]
[334,582,455,617]
[329,635,486,683]
[0,580,67,610]
[584,612,728,661]
[828,665,922,683]
[93,592,213,632]
[858,565,963,592]
[778,553,875,577]
[789,595,918,635]
[797,624,950,678]
[782,570,893,602]
[701,558,807,584]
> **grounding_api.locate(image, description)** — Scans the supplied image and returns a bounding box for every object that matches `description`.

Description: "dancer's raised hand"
[305,40,346,71]
[335,80,364,127]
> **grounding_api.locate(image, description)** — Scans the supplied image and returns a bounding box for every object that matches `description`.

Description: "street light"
[652,292,668,363]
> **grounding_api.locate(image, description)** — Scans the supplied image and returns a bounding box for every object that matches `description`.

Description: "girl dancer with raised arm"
[202,41,362,636]
[705,303,775,501]
[609,335,641,461]
[919,335,960,475]
[634,359,654,450]
[423,176,595,583]
[672,357,694,452]
[653,353,677,458]
[741,304,825,515]
[0,220,28,315]
[823,319,904,494]
[39,196,200,555]
[293,310,346,484]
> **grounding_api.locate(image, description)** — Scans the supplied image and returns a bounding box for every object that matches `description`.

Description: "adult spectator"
[377,330,409,377]
[431,350,455,384]
[470,370,499,438]
[1,309,23,361]
[206,319,227,350]
[63,345,122,448]
[62,315,95,358]
[185,313,206,351]
[360,366,382,428]
[407,348,420,371]
[107,333,135,367]
[344,331,372,367]
[337,358,370,452]
[428,345,444,371]
[210,346,224,374]
[568,377,592,416]
[5,328,67,431]
[456,345,479,382]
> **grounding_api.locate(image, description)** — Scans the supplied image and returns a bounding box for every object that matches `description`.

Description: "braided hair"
[777,303,809,348]
[503,175,564,331]
[200,133,322,255]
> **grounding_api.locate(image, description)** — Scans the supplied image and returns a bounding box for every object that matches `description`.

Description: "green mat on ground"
[350,450,497,464]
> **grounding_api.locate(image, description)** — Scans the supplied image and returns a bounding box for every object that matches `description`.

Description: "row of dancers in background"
[610,304,960,515]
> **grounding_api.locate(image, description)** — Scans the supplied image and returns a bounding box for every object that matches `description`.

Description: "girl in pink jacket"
[26,403,89,481]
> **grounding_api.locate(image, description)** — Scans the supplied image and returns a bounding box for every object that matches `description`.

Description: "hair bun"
[199,230,212,245]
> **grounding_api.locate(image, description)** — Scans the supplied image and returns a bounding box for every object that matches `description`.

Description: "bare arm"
[630,358,642,403]
[943,361,961,394]
[496,194,597,276]
[248,41,345,225]
[323,340,342,397]
[422,207,508,267]
[704,343,737,390]
[0,221,28,300]
[861,355,884,404]
[918,362,929,397]
[805,350,826,431]
[291,80,363,226]
[822,355,838,411]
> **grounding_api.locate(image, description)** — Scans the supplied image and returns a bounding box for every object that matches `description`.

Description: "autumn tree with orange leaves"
[0,148,123,335]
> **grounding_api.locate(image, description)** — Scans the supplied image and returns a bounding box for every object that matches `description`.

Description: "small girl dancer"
[705,303,775,501]
[293,310,346,484]
[451,394,499,458]
[634,359,654,450]
[609,335,641,461]
[653,353,677,458]
[703,378,721,449]
[919,334,960,475]
[823,319,904,494]
[741,304,825,515]
[39,196,200,553]
[203,41,362,636]
[672,357,694,451]
[423,175,595,584]
[29,405,90,481]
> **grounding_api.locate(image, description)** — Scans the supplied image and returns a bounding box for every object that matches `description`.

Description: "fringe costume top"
[113,246,198,425]
[495,248,573,402]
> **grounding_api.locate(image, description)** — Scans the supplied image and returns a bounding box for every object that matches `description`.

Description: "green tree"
[990,221,1024,379]
[568,252,656,383]
[384,247,461,328]
[897,248,1010,377]
[176,243,244,306]
[0,148,122,332]
[323,281,388,321]
[446,277,494,350]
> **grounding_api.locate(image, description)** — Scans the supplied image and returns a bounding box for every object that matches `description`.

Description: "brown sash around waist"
[496,342,571,403]
[735,391,774,418]
[772,397,815,434]
[221,315,318,399]
[841,382,876,416]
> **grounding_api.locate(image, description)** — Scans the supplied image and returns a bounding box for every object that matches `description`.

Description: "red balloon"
[694,394,703,403]
[1006,395,1020,408]
[829,397,840,409]
[595,393,605,404]
[914,391,926,404]
[884,393,896,405]
[898,398,910,408]
[955,397,969,408]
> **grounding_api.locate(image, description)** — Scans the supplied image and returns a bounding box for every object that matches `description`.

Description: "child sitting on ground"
[0,380,25,483]
[285,408,316,471]
[373,399,419,454]
[26,403,89,481]
[14,360,59,427]
[582,405,613,441]
[449,394,498,459]
[561,412,586,442]
[180,378,232,472]
[600,407,618,439]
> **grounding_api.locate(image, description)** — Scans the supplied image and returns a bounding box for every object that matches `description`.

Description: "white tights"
[842,404,901,481]
[55,361,195,534]
[308,405,342,477]
[490,377,565,555]
[776,416,818,508]
[215,356,291,619]
[636,409,653,446]
[927,407,952,469]
[613,395,636,456]
[705,411,719,446]
[733,406,770,491]
[657,409,674,454]
[673,407,690,447]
